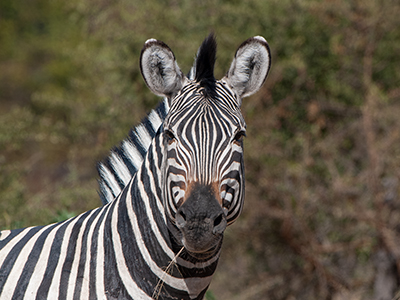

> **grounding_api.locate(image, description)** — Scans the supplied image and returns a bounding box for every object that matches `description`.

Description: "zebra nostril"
[213,213,227,235]
[176,210,187,228]
[214,214,223,227]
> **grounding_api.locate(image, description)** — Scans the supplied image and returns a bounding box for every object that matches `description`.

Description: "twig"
[152,247,184,299]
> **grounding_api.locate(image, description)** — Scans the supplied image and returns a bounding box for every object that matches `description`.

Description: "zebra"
[0,34,271,300]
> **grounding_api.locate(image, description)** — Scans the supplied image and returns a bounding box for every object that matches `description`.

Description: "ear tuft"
[144,38,158,44]
[252,36,268,43]
[224,36,271,101]
[140,39,185,98]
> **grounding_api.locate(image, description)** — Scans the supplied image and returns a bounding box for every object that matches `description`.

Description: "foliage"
[1,0,400,298]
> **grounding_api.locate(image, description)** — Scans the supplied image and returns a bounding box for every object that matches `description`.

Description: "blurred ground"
[1,0,400,299]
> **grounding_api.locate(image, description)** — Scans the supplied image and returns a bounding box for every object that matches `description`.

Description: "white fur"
[224,36,271,102]
[135,124,152,151]
[253,36,267,43]
[99,163,121,196]
[99,182,113,203]
[145,38,157,44]
[121,140,143,170]
[110,152,131,185]
[0,230,10,241]
[148,110,162,132]
[140,42,184,98]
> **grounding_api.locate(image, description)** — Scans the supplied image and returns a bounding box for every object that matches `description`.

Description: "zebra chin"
[171,183,227,257]
[181,235,224,259]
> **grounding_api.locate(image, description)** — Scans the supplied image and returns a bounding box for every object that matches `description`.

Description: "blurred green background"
[1,0,400,299]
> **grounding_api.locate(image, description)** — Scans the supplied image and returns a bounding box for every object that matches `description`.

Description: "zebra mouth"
[181,235,223,259]
[181,233,222,253]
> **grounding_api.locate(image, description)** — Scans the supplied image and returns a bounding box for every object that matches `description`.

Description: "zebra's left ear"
[224,36,271,102]
[140,39,185,99]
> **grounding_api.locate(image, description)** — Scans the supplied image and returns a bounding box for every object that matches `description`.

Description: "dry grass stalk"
[152,247,184,300]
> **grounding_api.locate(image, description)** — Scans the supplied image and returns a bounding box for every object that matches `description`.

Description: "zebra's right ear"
[140,39,185,99]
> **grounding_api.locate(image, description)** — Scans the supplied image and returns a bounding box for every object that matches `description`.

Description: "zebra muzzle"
[175,183,227,253]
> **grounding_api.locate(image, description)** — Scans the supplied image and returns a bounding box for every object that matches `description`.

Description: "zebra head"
[140,34,271,256]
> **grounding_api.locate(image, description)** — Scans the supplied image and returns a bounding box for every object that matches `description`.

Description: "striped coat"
[0,34,271,299]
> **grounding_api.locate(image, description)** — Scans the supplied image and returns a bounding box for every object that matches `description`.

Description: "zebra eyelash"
[233,129,246,143]
[163,128,176,145]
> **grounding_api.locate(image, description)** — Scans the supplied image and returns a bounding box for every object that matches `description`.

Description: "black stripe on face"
[163,78,247,230]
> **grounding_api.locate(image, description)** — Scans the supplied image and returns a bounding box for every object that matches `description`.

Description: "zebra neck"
[106,135,220,299]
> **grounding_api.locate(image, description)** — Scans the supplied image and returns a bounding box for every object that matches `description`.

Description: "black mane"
[195,33,217,98]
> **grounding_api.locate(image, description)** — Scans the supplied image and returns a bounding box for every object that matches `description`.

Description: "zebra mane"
[98,36,209,205]
[193,33,217,98]
[97,98,169,204]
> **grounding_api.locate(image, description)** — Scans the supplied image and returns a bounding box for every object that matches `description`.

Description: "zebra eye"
[233,130,246,143]
[164,129,176,144]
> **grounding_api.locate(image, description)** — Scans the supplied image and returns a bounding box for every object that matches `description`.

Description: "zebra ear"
[224,36,271,102]
[140,39,185,99]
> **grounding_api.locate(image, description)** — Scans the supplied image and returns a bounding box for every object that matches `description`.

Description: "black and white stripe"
[97,98,169,204]
[0,34,271,299]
